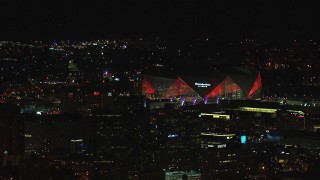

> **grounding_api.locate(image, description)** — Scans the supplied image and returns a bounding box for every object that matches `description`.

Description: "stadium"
[142,67,263,104]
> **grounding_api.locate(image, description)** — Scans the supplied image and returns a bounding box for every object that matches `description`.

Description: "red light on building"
[207,83,224,97]
[165,77,196,98]
[207,77,241,98]
[248,72,262,97]
[93,91,100,96]
[142,78,155,95]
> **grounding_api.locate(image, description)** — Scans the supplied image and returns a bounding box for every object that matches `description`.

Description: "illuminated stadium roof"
[142,67,263,101]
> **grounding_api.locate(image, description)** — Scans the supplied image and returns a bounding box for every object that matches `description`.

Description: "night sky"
[0,1,319,40]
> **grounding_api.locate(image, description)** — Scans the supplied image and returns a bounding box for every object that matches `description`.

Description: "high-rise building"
[0,104,24,167]
[89,96,146,178]
[200,133,242,180]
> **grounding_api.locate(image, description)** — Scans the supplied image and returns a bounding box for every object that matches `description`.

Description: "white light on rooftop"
[71,139,83,142]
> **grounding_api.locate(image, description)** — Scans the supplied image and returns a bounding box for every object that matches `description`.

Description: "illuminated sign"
[195,83,211,88]
[200,113,230,120]
[240,107,278,113]
[217,144,227,148]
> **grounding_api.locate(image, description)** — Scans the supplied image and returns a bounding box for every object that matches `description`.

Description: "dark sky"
[0,1,319,40]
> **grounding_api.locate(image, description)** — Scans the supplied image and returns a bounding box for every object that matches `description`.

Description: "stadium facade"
[142,67,263,104]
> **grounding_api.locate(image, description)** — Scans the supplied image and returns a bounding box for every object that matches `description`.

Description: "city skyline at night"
[1,1,320,179]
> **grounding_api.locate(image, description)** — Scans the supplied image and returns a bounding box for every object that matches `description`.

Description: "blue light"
[143,97,147,108]
[192,97,197,105]
[241,135,246,144]
[204,96,208,104]
[181,96,185,106]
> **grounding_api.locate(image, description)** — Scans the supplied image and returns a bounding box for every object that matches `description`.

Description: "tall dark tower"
[0,104,24,167]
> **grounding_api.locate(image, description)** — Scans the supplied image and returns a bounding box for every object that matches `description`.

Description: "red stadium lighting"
[165,77,196,97]
[142,69,262,100]
[142,78,155,95]
[207,83,224,97]
[207,77,241,98]
[248,72,262,97]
